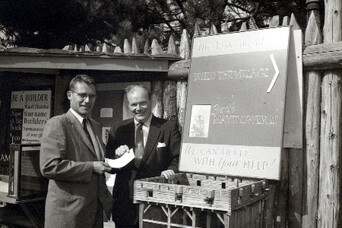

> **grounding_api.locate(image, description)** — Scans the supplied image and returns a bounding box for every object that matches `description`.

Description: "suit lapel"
[126,121,135,148]
[66,110,97,158]
[140,116,161,169]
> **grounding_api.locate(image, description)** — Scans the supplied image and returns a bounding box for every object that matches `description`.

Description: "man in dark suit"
[40,74,113,228]
[106,84,181,228]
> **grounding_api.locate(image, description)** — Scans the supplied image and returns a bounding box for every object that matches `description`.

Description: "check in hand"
[93,161,112,175]
[106,148,135,170]
[115,145,130,158]
[161,169,175,179]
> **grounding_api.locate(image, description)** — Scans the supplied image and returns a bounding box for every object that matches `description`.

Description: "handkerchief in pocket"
[157,142,166,148]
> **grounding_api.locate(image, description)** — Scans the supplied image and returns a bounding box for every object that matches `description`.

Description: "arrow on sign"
[267,54,279,93]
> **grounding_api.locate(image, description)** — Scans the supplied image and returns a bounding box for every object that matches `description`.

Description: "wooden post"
[151,81,163,118]
[302,10,322,228]
[167,34,177,55]
[85,44,91,52]
[96,42,102,52]
[102,43,108,53]
[318,0,342,227]
[193,21,201,37]
[191,209,196,228]
[209,23,218,35]
[167,207,171,228]
[239,22,247,32]
[269,15,280,28]
[306,0,321,33]
[176,80,187,131]
[274,149,289,228]
[282,16,289,26]
[123,38,132,54]
[221,21,229,33]
[132,37,139,54]
[319,72,342,227]
[144,39,150,55]
[113,46,122,53]
[151,39,163,55]
[175,27,191,130]
[287,14,304,228]
[139,204,144,228]
[150,37,164,118]
[62,44,71,51]
[179,29,190,59]
[248,16,258,30]
[264,184,276,228]
[163,80,177,121]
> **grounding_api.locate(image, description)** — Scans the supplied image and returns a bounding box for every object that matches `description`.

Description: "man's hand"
[115,145,130,158]
[161,169,175,179]
[93,161,112,175]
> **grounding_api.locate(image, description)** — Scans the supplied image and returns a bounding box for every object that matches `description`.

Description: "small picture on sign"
[102,127,111,144]
[189,105,211,138]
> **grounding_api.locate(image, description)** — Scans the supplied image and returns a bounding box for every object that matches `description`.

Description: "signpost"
[179,27,291,180]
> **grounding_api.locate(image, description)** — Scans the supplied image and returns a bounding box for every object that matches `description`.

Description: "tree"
[0,0,307,49]
[0,0,117,48]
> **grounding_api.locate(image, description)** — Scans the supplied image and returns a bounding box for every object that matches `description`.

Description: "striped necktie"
[135,122,144,167]
[83,118,102,160]
[83,118,93,147]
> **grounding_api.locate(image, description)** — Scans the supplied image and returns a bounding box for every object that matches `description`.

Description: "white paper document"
[105,149,135,168]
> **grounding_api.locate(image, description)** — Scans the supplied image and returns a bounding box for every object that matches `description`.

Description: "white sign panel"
[11,90,51,144]
[179,27,291,180]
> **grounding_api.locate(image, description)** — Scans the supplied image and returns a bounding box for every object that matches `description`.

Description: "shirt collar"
[70,108,85,124]
[134,114,152,128]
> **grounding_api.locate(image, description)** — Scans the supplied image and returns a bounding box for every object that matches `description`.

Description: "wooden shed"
[0,40,182,227]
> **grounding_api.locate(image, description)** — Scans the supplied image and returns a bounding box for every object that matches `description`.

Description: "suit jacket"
[40,110,113,228]
[106,115,180,225]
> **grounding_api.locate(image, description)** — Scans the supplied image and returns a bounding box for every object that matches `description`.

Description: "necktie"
[83,118,102,160]
[135,122,144,167]
[83,118,93,147]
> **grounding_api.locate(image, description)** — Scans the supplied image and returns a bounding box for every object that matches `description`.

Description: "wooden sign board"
[179,27,291,180]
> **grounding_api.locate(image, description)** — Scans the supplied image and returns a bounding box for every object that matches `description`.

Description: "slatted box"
[134,173,269,212]
[134,173,271,227]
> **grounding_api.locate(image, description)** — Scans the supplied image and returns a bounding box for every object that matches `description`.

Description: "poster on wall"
[9,109,23,144]
[10,90,52,144]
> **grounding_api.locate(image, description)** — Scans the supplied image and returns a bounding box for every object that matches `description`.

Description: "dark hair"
[69,74,96,91]
[125,84,151,99]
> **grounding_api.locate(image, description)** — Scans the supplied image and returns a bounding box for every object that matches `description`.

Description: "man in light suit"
[40,74,113,228]
[106,84,181,228]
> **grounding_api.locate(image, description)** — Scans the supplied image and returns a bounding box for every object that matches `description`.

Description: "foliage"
[0,0,308,49]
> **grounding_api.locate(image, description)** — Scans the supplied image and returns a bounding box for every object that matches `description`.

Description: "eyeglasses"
[71,91,97,100]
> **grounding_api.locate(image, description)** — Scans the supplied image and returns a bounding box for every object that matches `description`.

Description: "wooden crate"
[134,173,271,227]
[8,144,48,200]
